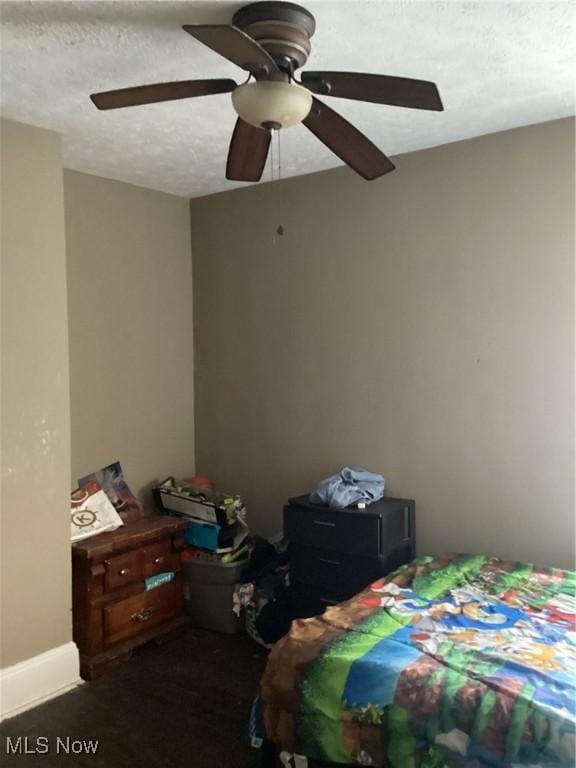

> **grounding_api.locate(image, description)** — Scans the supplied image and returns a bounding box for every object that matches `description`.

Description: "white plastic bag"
[70,481,124,542]
[280,752,308,767]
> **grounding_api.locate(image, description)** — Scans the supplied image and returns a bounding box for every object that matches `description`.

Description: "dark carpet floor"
[0,628,268,768]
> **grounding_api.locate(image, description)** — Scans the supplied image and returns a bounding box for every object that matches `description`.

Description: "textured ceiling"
[1,1,574,198]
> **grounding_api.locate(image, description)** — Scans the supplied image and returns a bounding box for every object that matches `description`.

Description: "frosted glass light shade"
[231,81,312,129]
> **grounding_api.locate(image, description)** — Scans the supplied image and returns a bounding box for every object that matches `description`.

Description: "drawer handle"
[318,557,340,566]
[403,506,410,539]
[131,607,156,623]
[313,520,336,528]
[153,556,165,565]
[119,568,130,576]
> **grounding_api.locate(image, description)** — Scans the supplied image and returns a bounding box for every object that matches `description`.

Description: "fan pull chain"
[276,129,284,236]
[269,128,275,185]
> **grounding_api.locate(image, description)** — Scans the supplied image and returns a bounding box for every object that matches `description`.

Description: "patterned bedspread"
[260,554,576,767]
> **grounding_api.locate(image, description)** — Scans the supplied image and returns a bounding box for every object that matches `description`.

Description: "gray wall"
[64,171,195,503]
[190,118,575,570]
[1,120,72,666]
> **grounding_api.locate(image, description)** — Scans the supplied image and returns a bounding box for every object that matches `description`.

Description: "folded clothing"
[309,466,385,509]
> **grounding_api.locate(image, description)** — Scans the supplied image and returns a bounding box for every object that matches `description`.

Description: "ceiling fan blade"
[226,119,271,182]
[303,97,395,180]
[90,79,236,110]
[183,25,278,78]
[301,71,443,111]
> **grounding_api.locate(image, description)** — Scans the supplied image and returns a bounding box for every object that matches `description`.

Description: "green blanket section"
[296,554,489,761]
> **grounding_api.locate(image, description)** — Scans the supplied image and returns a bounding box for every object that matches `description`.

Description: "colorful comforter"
[261,554,576,767]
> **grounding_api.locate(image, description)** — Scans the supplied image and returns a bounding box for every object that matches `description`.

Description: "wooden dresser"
[72,515,188,680]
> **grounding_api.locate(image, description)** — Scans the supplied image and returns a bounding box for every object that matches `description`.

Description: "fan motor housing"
[232,2,316,73]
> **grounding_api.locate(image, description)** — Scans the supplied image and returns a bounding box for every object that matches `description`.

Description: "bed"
[259,553,576,767]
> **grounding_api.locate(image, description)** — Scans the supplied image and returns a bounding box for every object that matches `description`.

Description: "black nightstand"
[284,494,415,616]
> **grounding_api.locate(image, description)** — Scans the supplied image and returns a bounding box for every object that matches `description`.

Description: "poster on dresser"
[78,460,143,518]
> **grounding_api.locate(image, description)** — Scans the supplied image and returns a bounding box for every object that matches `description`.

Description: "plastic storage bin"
[183,557,248,634]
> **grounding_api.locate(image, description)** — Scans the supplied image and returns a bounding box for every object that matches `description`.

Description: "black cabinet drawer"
[284,494,416,622]
[290,545,384,596]
[284,505,382,557]
[291,580,347,617]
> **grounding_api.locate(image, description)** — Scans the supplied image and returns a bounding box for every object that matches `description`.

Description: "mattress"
[260,553,576,767]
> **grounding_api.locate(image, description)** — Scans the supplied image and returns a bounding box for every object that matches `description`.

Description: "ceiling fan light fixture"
[90,4,443,183]
[231,81,312,130]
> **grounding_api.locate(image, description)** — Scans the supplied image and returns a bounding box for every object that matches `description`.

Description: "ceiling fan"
[90,1,443,183]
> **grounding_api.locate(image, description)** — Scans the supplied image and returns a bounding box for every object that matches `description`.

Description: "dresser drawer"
[104,550,142,591]
[284,505,382,557]
[290,545,385,596]
[103,580,183,648]
[291,580,348,617]
[142,540,177,579]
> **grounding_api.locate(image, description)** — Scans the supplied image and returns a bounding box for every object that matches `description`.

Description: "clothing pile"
[310,466,385,509]
[233,536,293,648]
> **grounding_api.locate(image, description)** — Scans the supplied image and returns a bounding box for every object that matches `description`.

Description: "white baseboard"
[0,642,81,721]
